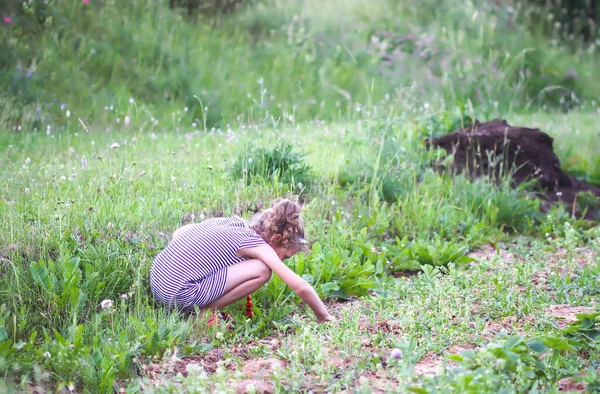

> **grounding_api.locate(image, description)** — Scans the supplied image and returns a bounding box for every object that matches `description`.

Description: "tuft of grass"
[229,143,314,192]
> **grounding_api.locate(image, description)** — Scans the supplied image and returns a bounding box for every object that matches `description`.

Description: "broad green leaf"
[407,388,428,394]
[526,340,547,354]
[29,260,54,291]
[542,336,577,351]
[504,335,524,350]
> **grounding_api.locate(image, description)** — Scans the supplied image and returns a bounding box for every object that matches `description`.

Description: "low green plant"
[229,143,314,191]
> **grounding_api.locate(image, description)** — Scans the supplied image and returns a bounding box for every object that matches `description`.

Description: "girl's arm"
[238,245,334,323]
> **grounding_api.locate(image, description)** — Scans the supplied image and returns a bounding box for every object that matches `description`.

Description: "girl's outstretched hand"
[316,313,336,323]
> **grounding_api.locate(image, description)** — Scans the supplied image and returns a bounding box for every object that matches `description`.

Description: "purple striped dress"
[150,216,266,310]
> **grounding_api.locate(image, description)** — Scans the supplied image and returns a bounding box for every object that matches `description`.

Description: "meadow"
[1,0,599,393]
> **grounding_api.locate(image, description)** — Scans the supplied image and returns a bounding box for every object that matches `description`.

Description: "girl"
[150,199,334,325]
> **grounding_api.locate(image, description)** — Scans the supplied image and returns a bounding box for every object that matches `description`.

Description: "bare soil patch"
[545,304,595,328]
[427,119,600,220]
[558,376,587,392]
[413,345,475,377]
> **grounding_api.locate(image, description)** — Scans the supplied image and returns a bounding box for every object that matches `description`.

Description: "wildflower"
[17,125,21,131]
[121,294,128,300]
[69,147,75,153]
[150,133,157,140]
[124,116,130,127]
[81,156,87,170]
[184,107,188,112]
[390,348,403,359]
[46,126,51,135]
[83,0,89,4]
[297,182,303,189]
[116,118,120,124]
[110,142,120,149]
[107,222,114,229]
[66,110,71,118]
[43,352,51,359]
[68,382,75,392]
[24,188,30,194]
[25,157,30,164]
[139,171,146,177]
[4,17,12,24]
[100,299,113,309]
[72,173,77,178]
[129,97,134,104]
[248,158,253,164]
[8,244,17,250]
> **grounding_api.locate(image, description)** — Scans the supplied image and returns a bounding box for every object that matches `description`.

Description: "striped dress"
[150,216,266,310]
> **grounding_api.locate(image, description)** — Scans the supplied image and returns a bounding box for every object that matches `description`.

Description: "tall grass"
[1,0,599,131]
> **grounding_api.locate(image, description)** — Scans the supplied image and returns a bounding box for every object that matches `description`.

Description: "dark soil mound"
[426,119,600,220]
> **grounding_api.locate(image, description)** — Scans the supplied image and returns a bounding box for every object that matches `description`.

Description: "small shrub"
[229,143,314,191]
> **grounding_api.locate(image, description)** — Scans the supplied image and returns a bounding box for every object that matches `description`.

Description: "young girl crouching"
[150,199,334,324]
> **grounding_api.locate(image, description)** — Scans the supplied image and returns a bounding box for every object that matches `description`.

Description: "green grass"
[1,0,600,392]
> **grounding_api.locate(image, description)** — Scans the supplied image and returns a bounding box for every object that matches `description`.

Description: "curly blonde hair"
[250,199,306,249]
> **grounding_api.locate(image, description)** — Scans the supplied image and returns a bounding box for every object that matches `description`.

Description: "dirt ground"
[426,119,600,220]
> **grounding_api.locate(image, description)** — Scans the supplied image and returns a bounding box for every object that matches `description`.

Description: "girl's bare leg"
[202,259,271,312]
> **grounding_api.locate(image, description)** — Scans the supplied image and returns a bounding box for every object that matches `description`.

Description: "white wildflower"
[391,348,403,359]
[129,97,135,104]
[100,299,113,309]
[43,352,51,359]
[124,116,130,127]
[121,294,128,300]
[81,156,87,170]
[66,110,71,118]
[25,157,30,164]
[24,188,30,194]
[110,142,120,149]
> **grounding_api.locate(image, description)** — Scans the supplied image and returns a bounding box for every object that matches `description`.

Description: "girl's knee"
[257,261,272,283]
